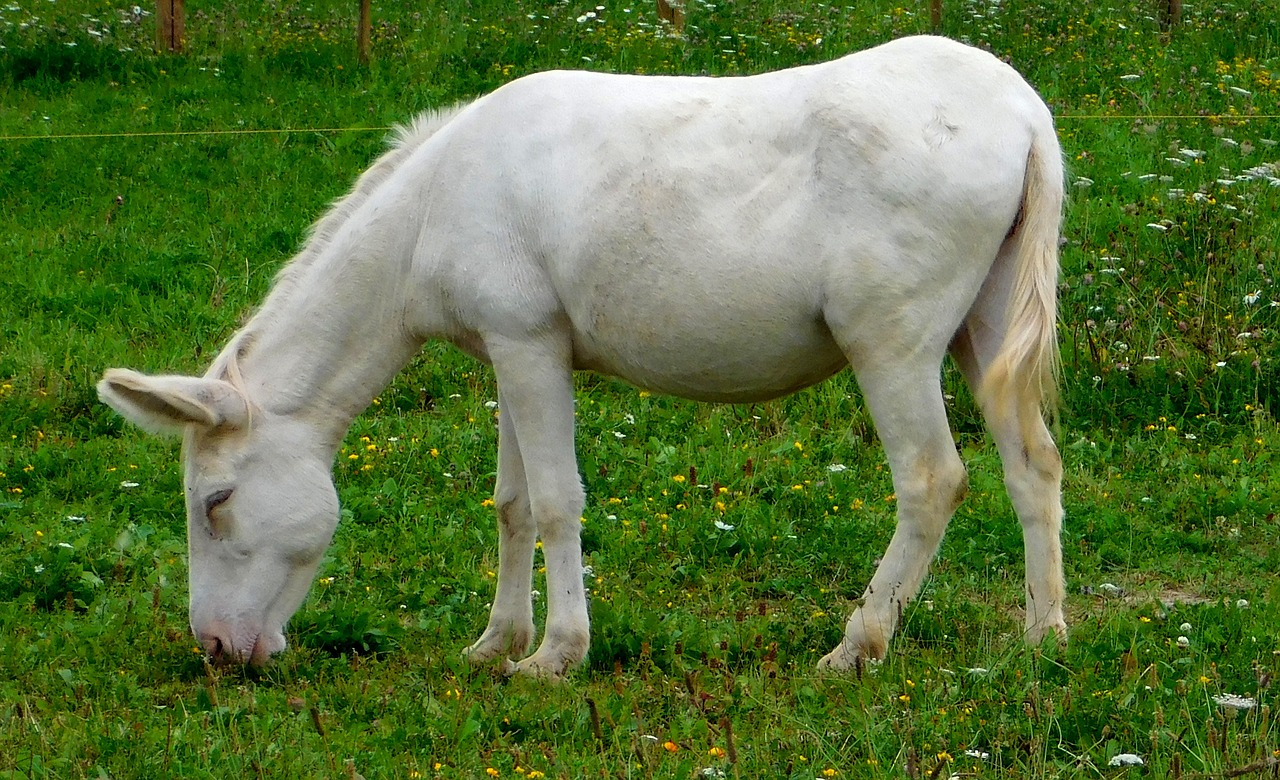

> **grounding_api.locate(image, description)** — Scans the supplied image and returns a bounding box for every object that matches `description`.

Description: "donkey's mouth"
[196,622,286,666]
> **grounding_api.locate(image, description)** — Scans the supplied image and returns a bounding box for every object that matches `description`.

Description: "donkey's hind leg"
[952,327,1067,645]
[464,388,538,662]
[819,356,969,670]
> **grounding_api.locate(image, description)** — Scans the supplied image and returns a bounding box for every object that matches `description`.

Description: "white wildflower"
[1213,693,1257,710]
[1177,636,1190,649]
[1146,223,1168,232]
[120,481,139,488]
[826,463,847,473]
[1236,599,1249,609]
[1074,177,1094,188]
[1244,290,1261,305]
[1109,754,1145,767]
[1119,74,1140,81]
[1180,622,1193,632]
[1229,86,1252,96]
[1179,148,1205,159]
[714,520,735,532]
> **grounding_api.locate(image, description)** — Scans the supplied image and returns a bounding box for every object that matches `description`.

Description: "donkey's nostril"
[196,627,231,662]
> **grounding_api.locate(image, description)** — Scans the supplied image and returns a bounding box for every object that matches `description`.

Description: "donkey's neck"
[225,205,426,450]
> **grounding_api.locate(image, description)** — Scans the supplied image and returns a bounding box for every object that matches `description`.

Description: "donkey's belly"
[569,312,849,403]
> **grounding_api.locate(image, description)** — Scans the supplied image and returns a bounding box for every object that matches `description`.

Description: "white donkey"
[99,35,1066,676]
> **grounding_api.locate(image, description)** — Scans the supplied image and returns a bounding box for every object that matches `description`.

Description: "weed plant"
[1,1,1278,778]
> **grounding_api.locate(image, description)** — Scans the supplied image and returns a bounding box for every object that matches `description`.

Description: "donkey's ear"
[97,368,249,435]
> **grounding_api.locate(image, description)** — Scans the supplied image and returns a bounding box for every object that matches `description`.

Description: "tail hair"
[977,135,1064,433]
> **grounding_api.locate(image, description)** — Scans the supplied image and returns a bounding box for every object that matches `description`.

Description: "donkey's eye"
[205,488,233,521]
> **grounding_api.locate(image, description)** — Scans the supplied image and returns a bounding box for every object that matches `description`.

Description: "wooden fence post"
[1160,0,1182,29]
[156,0,184,52]
[657,0,685,33]
[358,0,372,65]
[930,0,942,31]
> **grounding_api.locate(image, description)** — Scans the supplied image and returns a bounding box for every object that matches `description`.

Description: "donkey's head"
[98,368,338,665]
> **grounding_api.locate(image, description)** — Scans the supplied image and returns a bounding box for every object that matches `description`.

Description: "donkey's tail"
[977,127,1064,431]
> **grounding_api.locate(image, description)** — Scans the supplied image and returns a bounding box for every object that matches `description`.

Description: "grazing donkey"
[99,35,1066,676]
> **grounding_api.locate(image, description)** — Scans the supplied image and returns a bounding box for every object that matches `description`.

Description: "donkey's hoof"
[504,632,588,680]
[817,639,886,673]
[505,652,571,681]
[463,624,535,663]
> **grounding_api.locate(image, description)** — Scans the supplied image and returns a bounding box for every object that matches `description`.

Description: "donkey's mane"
[206,101,474,387]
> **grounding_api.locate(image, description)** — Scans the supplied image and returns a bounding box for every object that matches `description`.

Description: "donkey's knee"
[894,451,968,540]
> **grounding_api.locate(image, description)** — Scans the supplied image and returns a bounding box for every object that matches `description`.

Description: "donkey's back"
[410,36,1059,406]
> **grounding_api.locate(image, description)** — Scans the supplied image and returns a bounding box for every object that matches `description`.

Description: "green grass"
[2,0,1279,777]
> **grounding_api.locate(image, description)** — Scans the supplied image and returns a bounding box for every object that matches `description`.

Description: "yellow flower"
[822,770,838,778]
[708,747,726,758]
[672,474,686,483]
[486,769,499,778]
[662,740,679,753]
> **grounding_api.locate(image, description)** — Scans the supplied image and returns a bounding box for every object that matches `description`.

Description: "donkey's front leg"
[488,339,590,678]
[464,390,537,663]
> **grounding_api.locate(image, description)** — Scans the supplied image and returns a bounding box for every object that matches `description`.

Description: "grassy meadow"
[2,0,1279,777]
